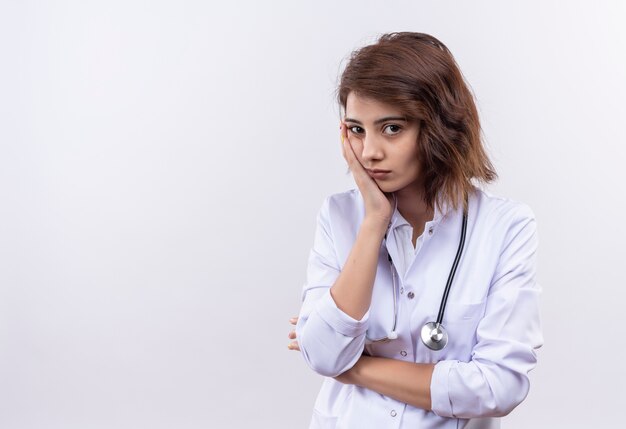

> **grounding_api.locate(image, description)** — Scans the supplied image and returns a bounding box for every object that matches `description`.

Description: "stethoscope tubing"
[388,252,398,335]
[435,202,468,325]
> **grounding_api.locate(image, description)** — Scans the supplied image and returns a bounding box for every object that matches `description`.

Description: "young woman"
[287,32,542,429]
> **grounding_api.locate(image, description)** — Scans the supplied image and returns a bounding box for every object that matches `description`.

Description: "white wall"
[1,1,624,428]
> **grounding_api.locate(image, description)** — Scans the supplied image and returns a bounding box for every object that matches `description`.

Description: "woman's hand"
[340,122,395,226]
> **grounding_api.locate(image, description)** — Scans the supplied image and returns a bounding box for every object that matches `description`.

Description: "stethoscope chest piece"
[421,322,448,351]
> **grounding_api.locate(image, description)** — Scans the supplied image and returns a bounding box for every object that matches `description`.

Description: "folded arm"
[343,355,435,411]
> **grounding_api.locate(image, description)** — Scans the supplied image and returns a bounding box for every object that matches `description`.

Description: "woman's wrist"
[347,354,373,386]
[361,217,389,239]
[334,355,372,386]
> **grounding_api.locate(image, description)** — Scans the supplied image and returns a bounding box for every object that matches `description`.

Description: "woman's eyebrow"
[344,116,407,125]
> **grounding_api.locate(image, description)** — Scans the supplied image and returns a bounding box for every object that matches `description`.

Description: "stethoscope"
[365,192,468,351]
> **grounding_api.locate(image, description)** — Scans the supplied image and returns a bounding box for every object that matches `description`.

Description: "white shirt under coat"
[295,186,543,429]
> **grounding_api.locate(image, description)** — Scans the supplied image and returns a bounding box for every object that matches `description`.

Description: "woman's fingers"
[340,123,360,173]
[287,317,300,350]
[340,123,373,189]
[340,123,347,160]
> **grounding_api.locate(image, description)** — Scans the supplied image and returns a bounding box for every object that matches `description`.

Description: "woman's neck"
[394,184,434,228]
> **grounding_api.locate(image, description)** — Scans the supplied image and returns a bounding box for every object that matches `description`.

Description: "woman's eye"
[384,124,402,135]
[348,125,401,135]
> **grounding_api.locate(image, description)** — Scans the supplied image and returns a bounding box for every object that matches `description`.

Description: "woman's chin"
[376,181,399,193]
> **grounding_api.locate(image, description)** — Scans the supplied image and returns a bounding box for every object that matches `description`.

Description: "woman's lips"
[366,169,391,179]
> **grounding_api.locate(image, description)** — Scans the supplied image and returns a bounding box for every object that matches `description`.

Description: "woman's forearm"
[329,218,387,320]
[348,355,435,411]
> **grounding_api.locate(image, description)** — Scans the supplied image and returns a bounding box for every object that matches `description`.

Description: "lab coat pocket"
[443,300,486,356]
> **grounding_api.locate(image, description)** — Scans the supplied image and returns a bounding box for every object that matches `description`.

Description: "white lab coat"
[296,186,543,429]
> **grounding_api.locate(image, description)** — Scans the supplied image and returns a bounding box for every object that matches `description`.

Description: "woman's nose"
[361,135,384,160]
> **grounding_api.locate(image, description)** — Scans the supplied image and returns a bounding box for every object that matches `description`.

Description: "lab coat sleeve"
[430,204,544,418]
[295,195,370,378]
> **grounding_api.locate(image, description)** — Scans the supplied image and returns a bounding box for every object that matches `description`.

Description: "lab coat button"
[390,409,397,417]
[428,227,434,235]
[400,350,407,357]
[407,291,415,299]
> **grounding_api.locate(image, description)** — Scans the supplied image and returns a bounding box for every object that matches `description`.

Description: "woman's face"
[344,91,422,193]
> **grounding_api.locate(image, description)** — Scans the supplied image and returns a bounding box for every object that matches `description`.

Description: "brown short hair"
[336,32,497,214]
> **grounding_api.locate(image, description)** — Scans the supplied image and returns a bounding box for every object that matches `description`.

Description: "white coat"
[295,186,543,429]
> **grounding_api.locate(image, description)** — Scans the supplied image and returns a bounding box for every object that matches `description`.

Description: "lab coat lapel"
[402,194,453,281]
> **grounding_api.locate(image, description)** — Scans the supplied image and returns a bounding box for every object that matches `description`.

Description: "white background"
[1,1,625,428]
